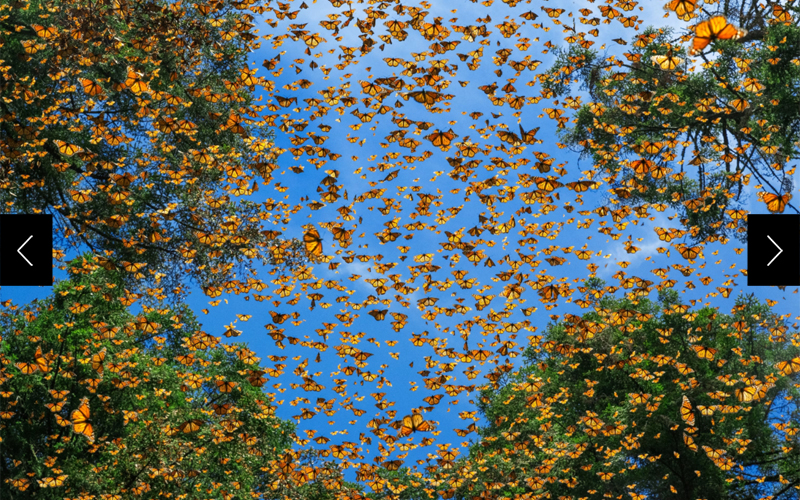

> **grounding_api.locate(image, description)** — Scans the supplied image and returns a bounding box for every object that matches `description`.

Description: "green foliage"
[545,17,800,244]
[454,291,800,499]
[0,254,295,499]
[365,467,431,500]
[0,0,301,295]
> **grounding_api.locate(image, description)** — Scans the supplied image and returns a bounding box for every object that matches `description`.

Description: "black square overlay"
[747,214,800,286]
[0,214,53,286]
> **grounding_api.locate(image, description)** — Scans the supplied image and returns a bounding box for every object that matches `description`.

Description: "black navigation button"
[747,214,800,286]
[0,214,53,286]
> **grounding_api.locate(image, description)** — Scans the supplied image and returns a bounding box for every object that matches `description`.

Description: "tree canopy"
[460,287,800,499]
[0,0,303,294]
[541,2,800,243]
[0,256,297,499]
[3,0,800,498]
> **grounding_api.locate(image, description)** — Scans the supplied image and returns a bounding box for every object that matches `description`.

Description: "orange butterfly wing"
[70,398,94,441]
[303,225,323,259]
[680,395,695,426]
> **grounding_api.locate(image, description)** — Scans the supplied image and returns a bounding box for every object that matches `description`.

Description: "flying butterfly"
[54,139,84,157]
[91,348,106,375]
[763,192,791,213]
[398,413,431,437]
[690,16,747,55]
[179,419,204,433]
[692,345,717,360]
[70,397,94,441]
[679,245,702,260]
[405,90,442,106]
[680,395,695,426]
[80,78,105,96]
[303,225,323,260]
[735,386,757,403]
[776,357,800,376]
[664,0,698,20]
[37,475,68,488]
[651,50,683,70]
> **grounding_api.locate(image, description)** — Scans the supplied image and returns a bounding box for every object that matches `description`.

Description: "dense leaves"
[2,0,800,498]
[0,256,295,499]
[0,0,300,294]
[547,7,800,243]
[464,288,800,499]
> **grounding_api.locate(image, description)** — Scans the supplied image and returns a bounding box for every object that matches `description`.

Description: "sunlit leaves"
[5,0,800,498]
[0,259,295,499]
[0,0,293,294]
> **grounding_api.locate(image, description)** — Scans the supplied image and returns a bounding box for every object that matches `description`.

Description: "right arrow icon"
[767,235,782,267]
[747,214,799,286]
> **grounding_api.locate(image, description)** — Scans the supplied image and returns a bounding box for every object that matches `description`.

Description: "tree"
[0,254,297,499]
[452,286,800,499]
[538,2,800,243]
[0,0,303,295]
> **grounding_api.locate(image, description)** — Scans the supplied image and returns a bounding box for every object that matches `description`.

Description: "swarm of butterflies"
[2,0,800,497]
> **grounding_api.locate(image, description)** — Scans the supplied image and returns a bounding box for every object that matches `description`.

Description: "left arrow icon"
[17,235,33,266]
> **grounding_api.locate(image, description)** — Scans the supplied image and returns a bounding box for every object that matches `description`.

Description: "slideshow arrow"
[767,235,783,267]
[17,234,33,267]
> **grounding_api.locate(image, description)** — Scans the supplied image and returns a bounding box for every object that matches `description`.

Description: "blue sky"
[3,0,800,492]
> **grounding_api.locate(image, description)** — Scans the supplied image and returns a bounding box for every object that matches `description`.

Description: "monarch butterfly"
[729,98,749,111]
[664,0,698,20]
[497,130,522,146]
[651,50,683,70]
[32,347,51,373]
[37,475,68,488]
[80,78,105,96]
[679,245,702,260]
[763,192,791,213]
[776,357,800,376]
[584,416,604,430]
[690,17,747,55]
[54,139,83,157]
[46,400,65,412]
[693,345,717,360]
[16,361,38,374]
[237,349,259,364]
[630,159,652,175]
[520,125,540,144]
[32,24,58,38]
[179,419,203,433]
[303,225,323,260]
[384,57,404,67]
[10,477,30,490]
[368,309,387,321]
[50,389,69,399]
[735,386,757,402]
[405,90,440,106]
[274,96,297,107]
[91,348,106,375]
[702,445,725,460]
[398,413,431,437]
[772,4,793,24]
[427,129,456,148]
[542,7,564,17]
[124,69,149,94]
[697,405,714,416]
[215,380,238,393]
[71,398,94,441]
[680,395,695,426]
